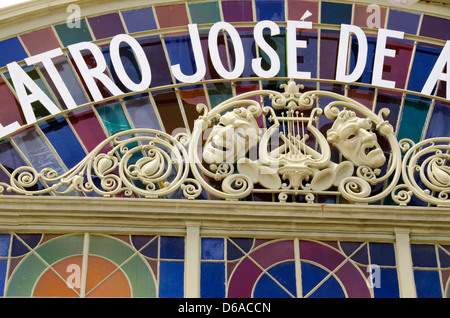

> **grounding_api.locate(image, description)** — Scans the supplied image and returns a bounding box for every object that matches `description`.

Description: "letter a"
[422,40,450,100]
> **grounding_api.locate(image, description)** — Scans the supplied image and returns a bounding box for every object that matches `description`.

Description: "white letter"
[68,41,123,102]
[366,4,381,29]
[7,62,61,124]
[372,28,404,88]
[287,20,312,79]
[421,40,450,100]
[252,20,281,78]
[336,24,368,83]
[25,48,77,110]
[0,122,21,139]
[171,24,206,83]
[209,22,245,80]
[66,4,81,29]
[66,264,81,289]
[110,34,152,92]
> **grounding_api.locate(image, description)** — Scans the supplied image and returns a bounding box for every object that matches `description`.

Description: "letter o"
[208,22,245,80]
[110,34,152,92]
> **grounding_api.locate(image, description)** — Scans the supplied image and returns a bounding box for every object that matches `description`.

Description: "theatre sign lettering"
[0,21,449,207]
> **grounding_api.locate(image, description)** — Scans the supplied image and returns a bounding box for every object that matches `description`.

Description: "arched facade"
[0,0,449,298]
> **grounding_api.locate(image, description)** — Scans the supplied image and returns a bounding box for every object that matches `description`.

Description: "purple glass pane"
[222,0,253,22]
[387,10,420,35]
[88,13,125,39]
[420,15,450,41]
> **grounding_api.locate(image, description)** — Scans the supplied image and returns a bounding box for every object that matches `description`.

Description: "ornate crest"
[1,81,449,208]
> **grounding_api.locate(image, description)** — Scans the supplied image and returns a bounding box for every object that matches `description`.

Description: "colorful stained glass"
[352,4,386,29]
[0,37,28,67]
[154,4,190,29]
[88,13,125,40]
[39,116,87,169]
[121,7,157,33]
[188,1,222,24]
[397,97,430,143]
[321,1,352,25]
[255,0,285,21]
[54,19,93,47]
[419,15,450,41]
[287,0,319,22]
[221,0,253,23]
[95,102,132,136]
[425,101,450,139]
[387,10,420,35]
[0,78,25,128]
[20,28,60,56]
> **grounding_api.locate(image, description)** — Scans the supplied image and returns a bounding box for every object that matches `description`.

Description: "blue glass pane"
[254,262,297,298]
[321,2,352,25]
[0,37,28,67]
[159,261,184,298]
[0,141,27,172]
[0,259,7,297]
[255,0,285,21]
[11,234,42,257]
[0,234,10,257]
[124,95,161,130]
[301,262,345,298]
[340,242,368,265]
[369,243,396,266]
[425,102,450,139]
[39,117,86,169]
[387,10,420,35]
[414,270,442,298]
[350,36,377,85]
[373,268,400,298]
[201,238,224,260]
[160,236,185,259]
[411,244,437,268]
[407,45,441,94]
[201,262,225,298]
[121,7,157,33]
[164,35,199,84]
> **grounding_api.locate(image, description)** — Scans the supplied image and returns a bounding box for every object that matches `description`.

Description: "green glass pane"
[54,19,93,47]
[89,235,134,265]
[5,253,47,297]
[397,98,430,143]
[188,1,221,24]
[207,85,233,108]
[36,234,84,265]
[96,102,132,136]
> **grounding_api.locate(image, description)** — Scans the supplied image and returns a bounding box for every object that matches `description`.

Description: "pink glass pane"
[287,0,319,22]
[20,28,60,55]
[0,78,25,128]
[352,4,386,29]
[382,40,414,90]
[67,109,110,153]
[154,4,189,29]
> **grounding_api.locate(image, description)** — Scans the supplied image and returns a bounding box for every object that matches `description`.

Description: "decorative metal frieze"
[1,81,449,208]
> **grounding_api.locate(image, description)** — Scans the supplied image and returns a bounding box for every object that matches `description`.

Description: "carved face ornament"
[327,110,386,169]
[203,110,260,164]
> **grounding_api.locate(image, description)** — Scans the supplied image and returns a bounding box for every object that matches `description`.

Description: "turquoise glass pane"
[53,19,93,47]
[0,37,28,67]
[96,102,132,135]
[201,262,225,297]
[159,261,184,297]
[121,7,157,33]
[207,85,233,108]
[255,0,285,21]
[201,238,224,260]
[188,1,221,24]
[397,97,430,143]
[39,117,87,169]
[321,2,352,25]
[414,270,442,298]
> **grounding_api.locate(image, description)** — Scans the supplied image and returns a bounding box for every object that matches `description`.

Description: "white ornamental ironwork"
[1,81,449,207]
